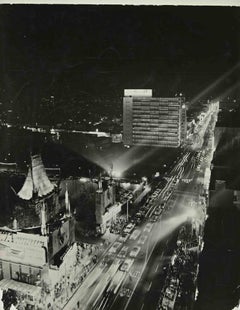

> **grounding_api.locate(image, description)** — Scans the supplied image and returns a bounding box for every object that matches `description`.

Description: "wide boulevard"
[63,112,215,310]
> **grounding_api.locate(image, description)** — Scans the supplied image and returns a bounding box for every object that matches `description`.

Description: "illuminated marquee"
[0,242,46,267]
[0,231,48,267]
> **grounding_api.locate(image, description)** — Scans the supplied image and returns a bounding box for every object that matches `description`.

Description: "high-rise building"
[123,89,187,147]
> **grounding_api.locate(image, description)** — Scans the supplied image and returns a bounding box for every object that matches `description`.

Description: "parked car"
[123,223,135,234]
[119,233,129,243]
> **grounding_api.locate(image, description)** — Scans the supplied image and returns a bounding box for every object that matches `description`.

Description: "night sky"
[0,5,240,113]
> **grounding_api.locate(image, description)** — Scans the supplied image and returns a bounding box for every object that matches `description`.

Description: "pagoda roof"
[17,154,55,200]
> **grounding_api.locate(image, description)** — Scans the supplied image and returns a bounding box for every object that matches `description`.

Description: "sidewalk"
[60,233,118,310]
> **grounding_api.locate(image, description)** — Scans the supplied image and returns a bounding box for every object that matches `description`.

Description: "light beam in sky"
[189,62,240,108]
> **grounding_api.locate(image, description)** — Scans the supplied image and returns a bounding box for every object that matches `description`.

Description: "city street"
[62,152,189,309]
[105,124,213,310]
[62,140,211,310]
[0,4,237,310]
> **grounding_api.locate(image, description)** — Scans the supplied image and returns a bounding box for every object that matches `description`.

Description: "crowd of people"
[56,242,101,307]
[157,221,202,310]
[38,241,107,310]
[109,215,127,234]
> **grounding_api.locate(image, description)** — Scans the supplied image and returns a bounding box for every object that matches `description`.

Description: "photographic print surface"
[0,3,240,310]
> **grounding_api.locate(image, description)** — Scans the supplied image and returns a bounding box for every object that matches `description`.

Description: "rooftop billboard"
[124,89,152,97]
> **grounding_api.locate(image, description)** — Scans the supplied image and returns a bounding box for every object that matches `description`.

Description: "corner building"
[123,90,186,147]
[0,154,75,310]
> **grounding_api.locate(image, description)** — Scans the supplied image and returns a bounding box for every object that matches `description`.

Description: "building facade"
[196,107,240,310]
[95,179,119,235]
[123,90,186,147]
[0,154,75,309]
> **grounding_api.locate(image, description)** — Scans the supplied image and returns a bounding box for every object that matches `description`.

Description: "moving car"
[144,223,153,233]
[130,229,141,240]
[173,178,179,186]
[118,246,129,258]
[129,246,141,258]
[151,215,159,222]
[138,235,148,245]
[120,258,134,272]
[109,242,122,254]
[154,207,161,215]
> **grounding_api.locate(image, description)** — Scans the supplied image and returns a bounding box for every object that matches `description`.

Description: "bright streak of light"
[149,206,198,248]
[171,254,177,266]
[215,81,240,102]
[209,84,240,155]
[79,151,110,173]
[215,132,240,157]
[121,182,131,189]
[82,144,161,177]
[189,62,240,108]
[79,177,90,183]
[0,288,3,310]
[112,169,122,178]
[111,145,158,176]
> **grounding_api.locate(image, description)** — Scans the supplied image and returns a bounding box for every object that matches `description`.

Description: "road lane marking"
[147,282,152,291]
[155,263,159,272]
[123,235,163,310]
[140,303,145,310]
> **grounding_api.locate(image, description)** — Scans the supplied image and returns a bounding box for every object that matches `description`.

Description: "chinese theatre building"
[0,154,76,310]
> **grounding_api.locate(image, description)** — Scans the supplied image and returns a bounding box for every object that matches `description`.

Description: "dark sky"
[0,5,240,111]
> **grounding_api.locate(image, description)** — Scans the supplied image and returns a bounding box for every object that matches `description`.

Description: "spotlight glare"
[112,170,122,178]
